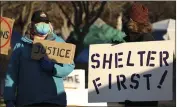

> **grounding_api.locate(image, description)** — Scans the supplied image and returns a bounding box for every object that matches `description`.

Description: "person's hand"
[40,56,55,72]
[6,101,15,107]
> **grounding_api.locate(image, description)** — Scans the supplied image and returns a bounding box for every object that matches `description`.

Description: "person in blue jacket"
[4,10,75,107]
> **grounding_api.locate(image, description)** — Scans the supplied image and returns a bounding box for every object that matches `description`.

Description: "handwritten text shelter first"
[88,41,174,102]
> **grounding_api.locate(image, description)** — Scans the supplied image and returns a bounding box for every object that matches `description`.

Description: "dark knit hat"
[31,10,50,23]
[129,3,149,24]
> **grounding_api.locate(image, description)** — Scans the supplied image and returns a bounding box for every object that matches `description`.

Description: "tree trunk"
[22,1,35,36]
[0,7,3,17]
[0,1,4,16]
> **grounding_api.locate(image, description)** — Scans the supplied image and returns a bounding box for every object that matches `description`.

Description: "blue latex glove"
[6,101,15,107]
[40,56,55,72]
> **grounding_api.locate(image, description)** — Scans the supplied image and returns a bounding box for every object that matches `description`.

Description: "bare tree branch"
[53,3,73,40]
[0,1,6,7]
[89,1,107,26]
[91,1,99,13]
[58,3,75,27]
[83,1,89,25]
[21,4,27,23]
[77,2,83,28]
[0,1,4,16]
[22,1,36,35]
[68,1,107,44]
[71,2,79,29]
[1,7,3,16]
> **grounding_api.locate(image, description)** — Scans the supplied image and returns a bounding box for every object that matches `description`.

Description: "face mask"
[34,22,51,36]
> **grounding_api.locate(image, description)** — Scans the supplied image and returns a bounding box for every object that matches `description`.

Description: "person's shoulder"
[10,38,25,56]
[142,33,155,41]
[11,36,25,49]
[53,33,65,43]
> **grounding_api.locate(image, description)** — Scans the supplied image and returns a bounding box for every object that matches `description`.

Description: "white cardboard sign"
[64,69,85,89]
[88,41,174,102]
[66,89,107,106]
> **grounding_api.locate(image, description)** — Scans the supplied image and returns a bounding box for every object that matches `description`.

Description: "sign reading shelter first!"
[0,17,15,55]
[88,41,174,102]
[31,38,76,64]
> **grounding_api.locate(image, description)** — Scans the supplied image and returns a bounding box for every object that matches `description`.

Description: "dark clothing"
[22,103,65,107]
[124,31,155,42]
[122,101,158,107]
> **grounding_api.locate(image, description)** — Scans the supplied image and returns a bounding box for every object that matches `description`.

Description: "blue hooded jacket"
[3,33,75,106]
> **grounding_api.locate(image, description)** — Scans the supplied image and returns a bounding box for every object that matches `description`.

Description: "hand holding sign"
[39,56,55,72]
[31,38,76,64]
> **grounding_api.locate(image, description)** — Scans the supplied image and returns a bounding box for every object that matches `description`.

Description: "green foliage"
[83,24,126,47]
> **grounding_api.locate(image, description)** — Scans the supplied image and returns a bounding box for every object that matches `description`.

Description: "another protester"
[122,3,154,42]
[121,3,157,107]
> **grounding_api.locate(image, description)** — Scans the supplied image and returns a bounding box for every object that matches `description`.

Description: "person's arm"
[40,56,75,78]
[52,62,75,78]
[3,43,22,105]
[53,34,75,77]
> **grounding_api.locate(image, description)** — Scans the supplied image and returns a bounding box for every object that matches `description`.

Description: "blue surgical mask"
[34,22,51,35]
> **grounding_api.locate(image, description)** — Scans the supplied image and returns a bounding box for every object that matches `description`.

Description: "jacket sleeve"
[52,34,75,78]
[3,43,22,103]
[53,63,75,78]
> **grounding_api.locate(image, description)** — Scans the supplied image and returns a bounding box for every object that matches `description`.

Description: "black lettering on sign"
[149,51,156,67]
[47,47,52,55]
[64,76,73,82]
[68,76,73,82]
[64,75,80,83]
[93,77,102,94]
[146,51,151,66]
[130,74,140,89]
[108,74,112,89]
[160,51,169,67]
[137,51,145,66]
[103,54,112,69]
[115,52,123,68]
[75,75,80,83]
[33,45,72,59]
[57,48,60,56]
[91,53,100,69]
[0,31,9,39]
[117,75,127,91]
[127,51,134,66]
[65,50,70,58]
[41,46,47,54]
[157,70,168,89]
[59,49,65,57]
[143,74,152,90]
[4,31,9,39]
[147,51,157,67]
[53,47,57,55]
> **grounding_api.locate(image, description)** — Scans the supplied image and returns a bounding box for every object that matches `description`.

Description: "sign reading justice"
[31,38,76,64]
